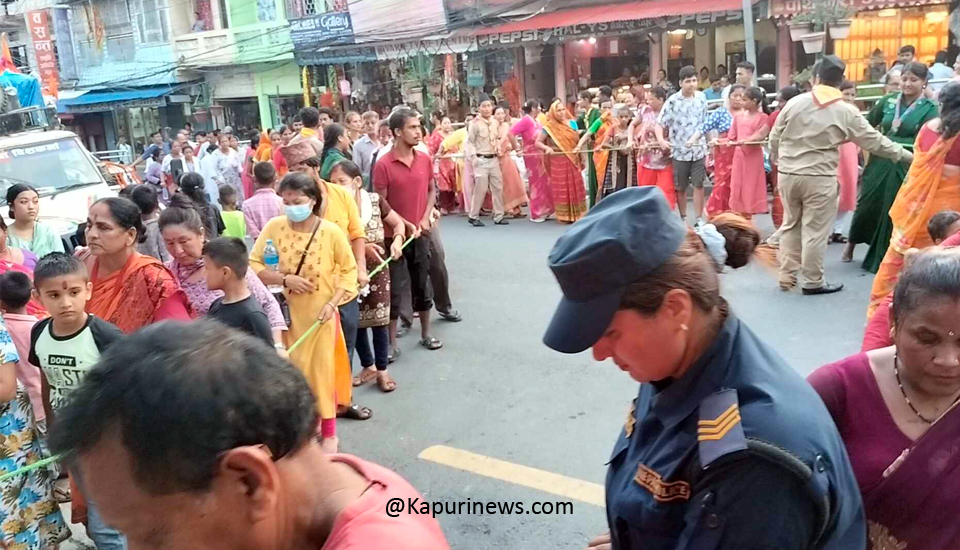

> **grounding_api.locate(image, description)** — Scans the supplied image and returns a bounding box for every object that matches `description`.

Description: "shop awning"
[471,0,753,35]
[57,85,184,108]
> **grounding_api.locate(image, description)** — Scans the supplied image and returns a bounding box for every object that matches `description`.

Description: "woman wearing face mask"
[328,160,407,392]
[319,123,353,181]
[159,193,285,341]
[5,184,65,259]
[249,172,359,453]
[848,62,938,274]
[545,187,865,550]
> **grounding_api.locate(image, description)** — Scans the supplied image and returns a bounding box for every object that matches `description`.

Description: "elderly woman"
[250,172,358,453]
[82,197,193,332]
[544,187,865,550]
[536,98,588,223]
[809,248,960,549]
[159,193,286,342]
[5,183,65,259]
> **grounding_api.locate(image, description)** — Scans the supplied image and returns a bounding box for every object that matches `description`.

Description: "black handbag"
[275,219,321,327]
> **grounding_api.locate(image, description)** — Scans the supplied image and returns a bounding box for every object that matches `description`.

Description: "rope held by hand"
[287,234,417,354]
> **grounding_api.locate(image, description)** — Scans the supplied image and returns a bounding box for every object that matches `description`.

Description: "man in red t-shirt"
[47,320,451,550]
[374,108,443,353]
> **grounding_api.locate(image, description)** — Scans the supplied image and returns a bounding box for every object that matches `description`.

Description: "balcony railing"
[173,22,292,67]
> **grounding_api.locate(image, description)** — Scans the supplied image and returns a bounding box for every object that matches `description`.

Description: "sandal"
[337,403,373,420]
[352,367,377,387]
[419,336,443,350]
[377,374,397,393]
[53,482,71,503]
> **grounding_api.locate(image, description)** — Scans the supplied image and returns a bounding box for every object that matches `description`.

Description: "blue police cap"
[544,187,687,354]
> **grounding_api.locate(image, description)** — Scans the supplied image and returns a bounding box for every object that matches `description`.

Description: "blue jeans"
[356,326,389,370]
[87,499,127,550]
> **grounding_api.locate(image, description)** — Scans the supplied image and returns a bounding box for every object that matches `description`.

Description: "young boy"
[203,237,275,348]
[218,183,247,239]
[0,271,44,426]
[242,161,283,240]
[27,252,127,548]
[928,210,960,244]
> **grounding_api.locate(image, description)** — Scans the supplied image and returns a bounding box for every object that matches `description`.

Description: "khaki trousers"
[470,156,504,222]
[778,173,839,289]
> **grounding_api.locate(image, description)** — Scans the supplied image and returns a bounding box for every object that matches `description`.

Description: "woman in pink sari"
[511,100,553,222]
[834,81,860,245]
[808,247,960,550]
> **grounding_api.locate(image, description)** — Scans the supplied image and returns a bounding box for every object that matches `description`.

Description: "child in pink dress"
[834,81,860,244]
[727,87,771,217]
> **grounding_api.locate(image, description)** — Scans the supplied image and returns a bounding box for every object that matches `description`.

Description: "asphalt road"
[334,211,874,550]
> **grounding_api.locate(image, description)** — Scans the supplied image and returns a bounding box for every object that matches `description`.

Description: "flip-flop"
[337,403,373,420]
[419,336,443,350]
[352,367,377,387]
[378,375,397,393]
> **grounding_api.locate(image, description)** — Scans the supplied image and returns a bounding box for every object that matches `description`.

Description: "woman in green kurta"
[319,123,352,181]
[576,90,601,208]
[846,62,937,273]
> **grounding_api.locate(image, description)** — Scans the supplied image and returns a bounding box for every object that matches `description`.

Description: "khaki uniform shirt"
[468,116,501,156]
[769,87,907,177]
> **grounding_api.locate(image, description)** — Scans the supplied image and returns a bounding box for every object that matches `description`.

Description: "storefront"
[771,0,952,84]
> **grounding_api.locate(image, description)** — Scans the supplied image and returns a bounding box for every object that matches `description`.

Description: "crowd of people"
[0,46,960,550]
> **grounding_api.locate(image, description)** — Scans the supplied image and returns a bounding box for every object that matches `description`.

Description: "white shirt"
[929,63,956,92]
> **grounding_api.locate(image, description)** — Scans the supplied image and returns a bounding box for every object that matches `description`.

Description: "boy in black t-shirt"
[203,237,275,348]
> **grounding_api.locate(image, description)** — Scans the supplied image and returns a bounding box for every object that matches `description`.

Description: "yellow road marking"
[418,445,605,507]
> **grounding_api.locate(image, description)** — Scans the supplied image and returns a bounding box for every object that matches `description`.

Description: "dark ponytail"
[159,193,206,237]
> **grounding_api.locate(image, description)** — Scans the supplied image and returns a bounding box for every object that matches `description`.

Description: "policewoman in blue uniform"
[543,187,865,550]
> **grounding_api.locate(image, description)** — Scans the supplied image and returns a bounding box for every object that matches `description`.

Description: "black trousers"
[340,297,360,367]
[356,326,390,370]
[390,235,433,319]
[398,224,452,325]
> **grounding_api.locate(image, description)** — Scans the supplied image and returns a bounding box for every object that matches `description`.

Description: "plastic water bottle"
[263,239,284,293]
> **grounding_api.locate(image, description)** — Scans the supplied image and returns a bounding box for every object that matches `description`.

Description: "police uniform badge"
[697,388,748,466]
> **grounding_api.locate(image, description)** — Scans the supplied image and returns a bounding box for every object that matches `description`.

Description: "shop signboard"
[375,35,478,60]
[475,12,747,48]
[769,0,936,18]
[293,46,377,66]
[290,11,355,47]
[26,10,58,98]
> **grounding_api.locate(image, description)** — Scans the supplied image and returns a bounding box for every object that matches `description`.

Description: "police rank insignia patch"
[624,401,636,438]
[697,388,748,466]
[633,464,691,502]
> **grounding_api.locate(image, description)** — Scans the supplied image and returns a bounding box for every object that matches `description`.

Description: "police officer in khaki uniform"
[467,94,507,227]
[543,187,865,550]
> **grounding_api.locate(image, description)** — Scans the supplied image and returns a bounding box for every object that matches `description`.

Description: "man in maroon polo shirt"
[373,108,443,354]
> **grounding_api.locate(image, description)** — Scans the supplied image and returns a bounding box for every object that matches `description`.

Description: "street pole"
[742,0,757,72]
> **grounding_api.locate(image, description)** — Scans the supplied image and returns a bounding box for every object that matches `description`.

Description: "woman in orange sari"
[868,82,960,319]
[495,106,528,217]
[536,99,588,223]
[83,197,193,333]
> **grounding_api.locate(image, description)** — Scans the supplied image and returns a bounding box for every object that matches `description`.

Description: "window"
[132,0,171,45]
[258,0,277,22]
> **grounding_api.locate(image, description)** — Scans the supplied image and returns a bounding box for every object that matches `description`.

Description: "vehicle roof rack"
[0,106,59,137]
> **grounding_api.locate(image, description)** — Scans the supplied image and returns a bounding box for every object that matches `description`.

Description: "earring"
[680,324,689,331]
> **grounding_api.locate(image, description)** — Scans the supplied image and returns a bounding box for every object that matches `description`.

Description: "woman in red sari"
[809,248,960,550]
[536,99,587,223]
[83,197,193,333]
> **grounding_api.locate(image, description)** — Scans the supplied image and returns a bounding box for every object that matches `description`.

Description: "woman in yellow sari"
[250,172,358,454]
[536,99,588,223]
[868,82,960,319]
[438,125,468,214]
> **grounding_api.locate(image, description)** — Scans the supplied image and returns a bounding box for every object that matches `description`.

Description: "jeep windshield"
[0,137,102,204]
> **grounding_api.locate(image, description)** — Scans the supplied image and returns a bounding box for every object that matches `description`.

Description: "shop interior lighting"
[925,11,947,23]
[588,36,597,44]
[877,9,897,17]
[669,28,688,35]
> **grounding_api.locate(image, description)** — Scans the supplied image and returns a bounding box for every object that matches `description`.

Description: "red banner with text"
[26,10,58,99]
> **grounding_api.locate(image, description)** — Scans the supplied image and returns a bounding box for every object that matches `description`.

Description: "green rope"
[0,454,62,483]
[288,234,417,354]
